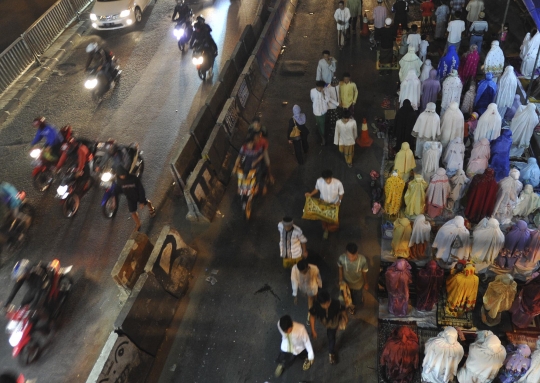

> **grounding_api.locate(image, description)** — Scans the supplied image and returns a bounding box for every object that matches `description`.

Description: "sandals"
[148,206,156,217]
[302,359,312,371]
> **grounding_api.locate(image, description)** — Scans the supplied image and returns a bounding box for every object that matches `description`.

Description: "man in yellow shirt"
[339,72,358,118]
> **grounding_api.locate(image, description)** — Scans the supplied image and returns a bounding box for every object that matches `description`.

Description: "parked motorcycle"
[84,59,121,102]
[0,184,33,259]
[55,169,94,218]
[5,259,73,365]
[173,12,193,51]
[237,168,258,220]
[192,46,214,80]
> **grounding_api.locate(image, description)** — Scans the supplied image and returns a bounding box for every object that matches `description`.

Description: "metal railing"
[0,0,93,95]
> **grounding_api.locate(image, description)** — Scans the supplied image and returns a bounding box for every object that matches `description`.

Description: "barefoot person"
[116,167,156,231]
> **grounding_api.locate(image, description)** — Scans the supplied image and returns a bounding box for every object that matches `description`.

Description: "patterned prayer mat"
[511,315,540,335]
[506,332,540,351]
[301,197,339,224]
[437,291,475,329]
[376,50,400,70]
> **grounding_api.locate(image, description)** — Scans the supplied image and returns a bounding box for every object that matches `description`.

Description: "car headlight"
[90,13,97,21]
[120,9,130,17]
[85,78,98,89]
[30,148,41,159]
[8,330,23,347]
[101,172,113,182]
[57,185,68,196]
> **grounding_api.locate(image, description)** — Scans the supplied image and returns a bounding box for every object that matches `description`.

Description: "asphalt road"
[0,0,259,381]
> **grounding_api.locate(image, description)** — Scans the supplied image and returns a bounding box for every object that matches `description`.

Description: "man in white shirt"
[310,81,329,145]
[278,216,307,268]
[305,169,344,238]
[334,110,358,167]
[334,1,351,49]
[446,10,465,51]
[291,259,322,316]
[316,50,337,84]
[407,24,422,53]
[469,11,488,54]
[275,315,314,377]
[465,0,484,25]
[373,0,387,43]
[325,77,341,143]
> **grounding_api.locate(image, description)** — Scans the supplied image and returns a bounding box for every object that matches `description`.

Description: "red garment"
[420,1,435,16]
[416,260,445,311]
[458,50,480,84]
[56,144,90,172]
[465,168,498,223]
[380,326,419,383]
[385,259,412,317]
[254,136,269,151]
[511,275,540,327]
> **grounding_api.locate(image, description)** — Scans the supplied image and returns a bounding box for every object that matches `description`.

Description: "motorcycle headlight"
[101,172,113,182]
[198,56,204,65]
[30,148,41,159]
[6,320,17,333]
[85,78,98,89]
[192,57,198,65]
[120,10,131,17]
[192,56,203,65]
[174,28,184,39]
[90,13,97,21]
[8,329,23,347]
[57,185,68,197]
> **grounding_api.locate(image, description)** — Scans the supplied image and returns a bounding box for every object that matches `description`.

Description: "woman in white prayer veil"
[517,337,540,383]
[408,214,432,259]
[426,168,451,218]
[493,168,523,224]
[412,102,440,158]
[474,103,502,142]
[399,47,423,81]
[420,59,433,82]
[513,184,540,217]
[495,66,518,118]
[441,70,463,117]
[443,137,465,176]
[520,32,531,60]
[521,32,540,77]
[421,326,464,383]
[422,141,443,182]
[467,138,491,177]
[461,82,477,115]
[510,103,540,157]
[483,41,505,78]
[432,216,470,266]
[471,217,505,264]
[457,330,506,383]
[447,169,470,211]
[400,69,422,110]
[440,102,465,148]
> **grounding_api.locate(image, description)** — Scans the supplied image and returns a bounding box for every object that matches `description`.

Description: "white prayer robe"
[457,331,506,383]
[432,216,470,264]
[510,103,539,157]
[493,169,523,224]
[420,60,433,82]
[400,69,422,110]
[447,170,470,211]
[474,103,502,142]
[441,71,463,117]
[471,217,505,263]
[443,137,465,176]
[399,47,423,82]
[422,327,464,383]
[495,66,518,118]
[440,102,464,148]
[412,102,440,158]
[422,141,443,182]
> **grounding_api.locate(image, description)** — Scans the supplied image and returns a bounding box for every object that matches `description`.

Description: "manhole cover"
[280,60,308,76]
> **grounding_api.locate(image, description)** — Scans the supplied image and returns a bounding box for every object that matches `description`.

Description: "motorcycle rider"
[30,117,63,159]
[3,260,50,315]
[190,15,217,52]
[96,139,138,175]
[172,0,191,22]
[85,43,116,82]
[55,137,92,187]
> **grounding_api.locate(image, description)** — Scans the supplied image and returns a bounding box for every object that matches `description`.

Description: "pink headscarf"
[459,45,480,84]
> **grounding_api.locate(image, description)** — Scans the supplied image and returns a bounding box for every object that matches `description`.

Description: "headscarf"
[521,157,540,187]
[422,141,442,182]
[432,216,470,263]
[505,94,522,121]
[400,69,422,109]
[394,99,418,149]
[420,59,433,82]
[399,47,422,81]
[426,168,450,208]
[443,137,465,174]
[394,142,416,177]
[471,217,505,263]
[511,103,539,151]
[409,214,431,245]
[495,66,518,112]
[474,103,502,142]
[441,70,463,114]
[416,260,445,311]
[489,128,513,181]
[380,326,419,379]
[520,32,532,60]
[292,104,306,125]
[465,168,499,223]
[440,102,464,147]
[484,41,505,77]
[421,69,441,112]
[458,45,480,83]
[483,274,517,318]
[438,45,460,79]
[460,81,477,115]
[385,259,413,316]
[513,184,540,217]
[467,137,491,176]
[412,102,440,139]
[504,220,532,255]
[475,72,498,106]
[447,169,470,211]
[422,327,464,383]
[457,331,506,382]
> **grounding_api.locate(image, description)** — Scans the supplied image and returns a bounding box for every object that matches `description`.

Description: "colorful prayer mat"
[302,197,339,224]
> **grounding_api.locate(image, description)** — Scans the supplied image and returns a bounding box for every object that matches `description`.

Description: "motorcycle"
[5,259,73,365]
[98,143,145,218]
[84,59,121,102]
[55,168,94,218]
[237,168,258,220]
[192,46,214,80]
[29,147,57,192]
[0,184,33,259]
[173,13,193,51]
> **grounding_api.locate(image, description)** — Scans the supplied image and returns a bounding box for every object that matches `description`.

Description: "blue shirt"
[31,124,62,147]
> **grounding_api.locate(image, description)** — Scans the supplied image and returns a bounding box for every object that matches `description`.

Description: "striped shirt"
[278,223,307,259]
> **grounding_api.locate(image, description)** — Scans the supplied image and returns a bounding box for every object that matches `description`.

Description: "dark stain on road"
[254,283,281,301]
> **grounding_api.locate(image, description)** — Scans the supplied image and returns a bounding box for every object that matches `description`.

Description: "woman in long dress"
[420,59,433,82]
[495,66,518,118]
[465,168,498,223]
[489,128,513,182]
[471,217,504,264]
[422,141,442,182]
[421,69,441,112]
[441,70,462,116]
[385,259,412,317]
[492,168,523,224]
[447,169,470,211]
[458,44,480,84]
[443,137,465,176]
[466,137,490,176]
[399,47,423,82]
[457,331,506,382]
[437,45,460,79]
[474,103,501,142]
[400,69,422,110]
[446,263,479,317]
[412,102,440,158]
[483,40,505,77]
[394,99,418,150]
[510,103,539,157]
[408,214,431,259]
[404,174,428,217]
[432,216,470,265]
[426,168,450,218]
[440,102,464,148]
[474,73,498,116]
[521,31,540,77]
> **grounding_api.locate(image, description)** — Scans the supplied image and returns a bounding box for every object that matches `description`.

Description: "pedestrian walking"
[116,167,156,231]
[310,80,329,145]
[275,315,314,377]
[339,72,358,117]
[465,0,484,26]
[449,0,465,15]
[288,105,309,165]
[379,18,396,75]
[407,24,421,53]
[291,259,322,320]
[325,77,341,142]
[392,0,409,29]
[247,116,268,137]
[434,1,450,40]
[316,50,337,85]
[446,11,465,52]
[334,1,351,49]
[347,0,362,32]
[373,0,387,43]
[309,290,346,365]
[338,243,369,315]
[334,110,358,167]
[305,169,344,239]
[469,12,488,54]
[278,216,308,268]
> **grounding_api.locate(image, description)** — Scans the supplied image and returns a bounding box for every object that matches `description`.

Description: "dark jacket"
[117,174,146,204]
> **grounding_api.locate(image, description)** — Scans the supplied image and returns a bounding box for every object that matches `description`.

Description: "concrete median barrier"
[205,80,228,119]
[240,25,257,54]
[218,60,239,95]
[230,40,250,73]
[190,105,217,152]
[111,231,154,293]
[171,135,201,186]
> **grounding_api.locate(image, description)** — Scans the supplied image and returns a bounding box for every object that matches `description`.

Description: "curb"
[0,22,88,126]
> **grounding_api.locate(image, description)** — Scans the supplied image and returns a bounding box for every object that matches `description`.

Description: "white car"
[89,0,153,30]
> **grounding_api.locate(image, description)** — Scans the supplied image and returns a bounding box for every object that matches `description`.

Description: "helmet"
[60,125,73,141]
[196,15,205,23]
[12,259,31,281]
[32,116,46,128]
[105,138,118,155]
[86,42,98,53]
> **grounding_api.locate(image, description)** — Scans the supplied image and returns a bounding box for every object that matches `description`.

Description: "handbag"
[289,118,302,139]
[381,221,394,239]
